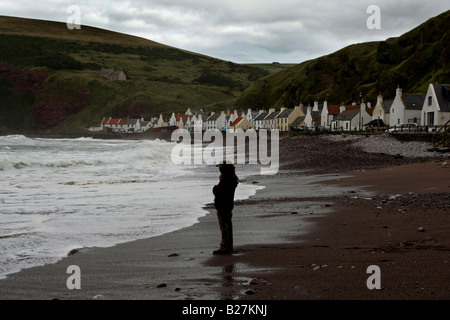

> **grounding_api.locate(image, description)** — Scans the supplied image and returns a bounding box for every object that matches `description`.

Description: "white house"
[216,112,229,131]
[372,93,392,125]
[169,113,177,126]
[320,101,329,128]
[206,112,219,130]
[389,86,425,126]
[421,83,450,127]
[157,114,169,127]
[331,103,372,131]
[253,111,269,130]
[264,109,279,130]
[191,114,204,132]
[304,102,322,128]
[127,119,141,132]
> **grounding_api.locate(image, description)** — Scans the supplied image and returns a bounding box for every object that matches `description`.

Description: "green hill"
[0,16,268,134]
[234,10,450,109]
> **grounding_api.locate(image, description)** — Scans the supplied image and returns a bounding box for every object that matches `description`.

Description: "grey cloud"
[2,0,449,63]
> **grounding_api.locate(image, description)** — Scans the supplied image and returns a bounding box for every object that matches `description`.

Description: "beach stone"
[92,295,104,300]
[156,283,167,288]
[249,278,260,285]
[418,236,436,245]
[67,248,80,256]
[417,227,425,232]
[313,266,321,271]
[245,289,256,295]
[168,253,179,257]
[321,264,328,269]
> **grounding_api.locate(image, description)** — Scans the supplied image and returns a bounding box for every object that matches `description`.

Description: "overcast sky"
[1,0,449,63]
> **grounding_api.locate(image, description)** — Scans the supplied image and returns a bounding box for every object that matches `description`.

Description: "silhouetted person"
[212,161,239,255]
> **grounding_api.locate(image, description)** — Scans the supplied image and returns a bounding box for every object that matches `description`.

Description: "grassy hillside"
[235,10,450,109]
[0,16,268,133]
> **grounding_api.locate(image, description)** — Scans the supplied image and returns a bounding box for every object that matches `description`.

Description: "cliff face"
[0,64,91,131]
[32,88,91,130]
[0,64,47,94]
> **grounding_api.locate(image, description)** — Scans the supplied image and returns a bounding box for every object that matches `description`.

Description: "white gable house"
[389,86,425,126]
[421,83,450,127]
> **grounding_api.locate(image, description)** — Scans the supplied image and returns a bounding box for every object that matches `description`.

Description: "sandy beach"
[0,133,449,303]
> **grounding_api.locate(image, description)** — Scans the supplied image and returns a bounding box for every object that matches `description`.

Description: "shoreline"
[1,160,447,300]
[0,167,355,300]
[0,133,448,300]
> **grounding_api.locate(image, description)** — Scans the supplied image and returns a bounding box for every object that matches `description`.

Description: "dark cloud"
[1,0,449,63]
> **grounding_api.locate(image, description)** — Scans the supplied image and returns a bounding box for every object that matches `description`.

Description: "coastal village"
[92,83,450,137]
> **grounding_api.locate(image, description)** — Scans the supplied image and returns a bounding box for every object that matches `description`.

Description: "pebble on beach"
[168,253,179,257]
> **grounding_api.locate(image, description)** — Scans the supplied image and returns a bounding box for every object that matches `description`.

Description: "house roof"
[327,105,342,115]
[254,112,269,121]
[108,118,121,125]
[433,84,450,112]
[101,118,110,125]
[118,119,128,125]
[402,94,425,110]
[231,117,243,126]
[207,113,221,121]
[265,111,280,120]
[127,119,139,125]
[176,114,188,121]
[277,108,294,118]
[334,109,360,121]
[382,100,393,113]
[291,116,306,127]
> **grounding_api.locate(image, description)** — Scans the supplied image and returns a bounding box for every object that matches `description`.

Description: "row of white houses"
[373,84,450,127]
[92,83,450,133]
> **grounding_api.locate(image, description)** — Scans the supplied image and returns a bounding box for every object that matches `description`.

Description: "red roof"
[175,114,188,121]
[327,105,360,115]
[101,118,110,125]
[108,118,121,125]
[231,117,243,126]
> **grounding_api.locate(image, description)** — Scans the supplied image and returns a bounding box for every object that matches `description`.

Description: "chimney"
[323,100,328,111]
[280,107,287,112]
[396,85,403,98]
[313,101,319,112]
[339,106,346,113]
[377,92,383,105]
[269,108,275,114]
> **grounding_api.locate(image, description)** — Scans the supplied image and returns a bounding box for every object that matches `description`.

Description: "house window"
[428,96,432,106]
[397,118,400,125]
[427,112,434,126]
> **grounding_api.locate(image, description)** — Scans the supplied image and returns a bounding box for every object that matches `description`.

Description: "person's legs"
[215,210,233,254]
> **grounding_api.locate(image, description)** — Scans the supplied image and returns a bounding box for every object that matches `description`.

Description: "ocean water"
[0,135,263,279]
